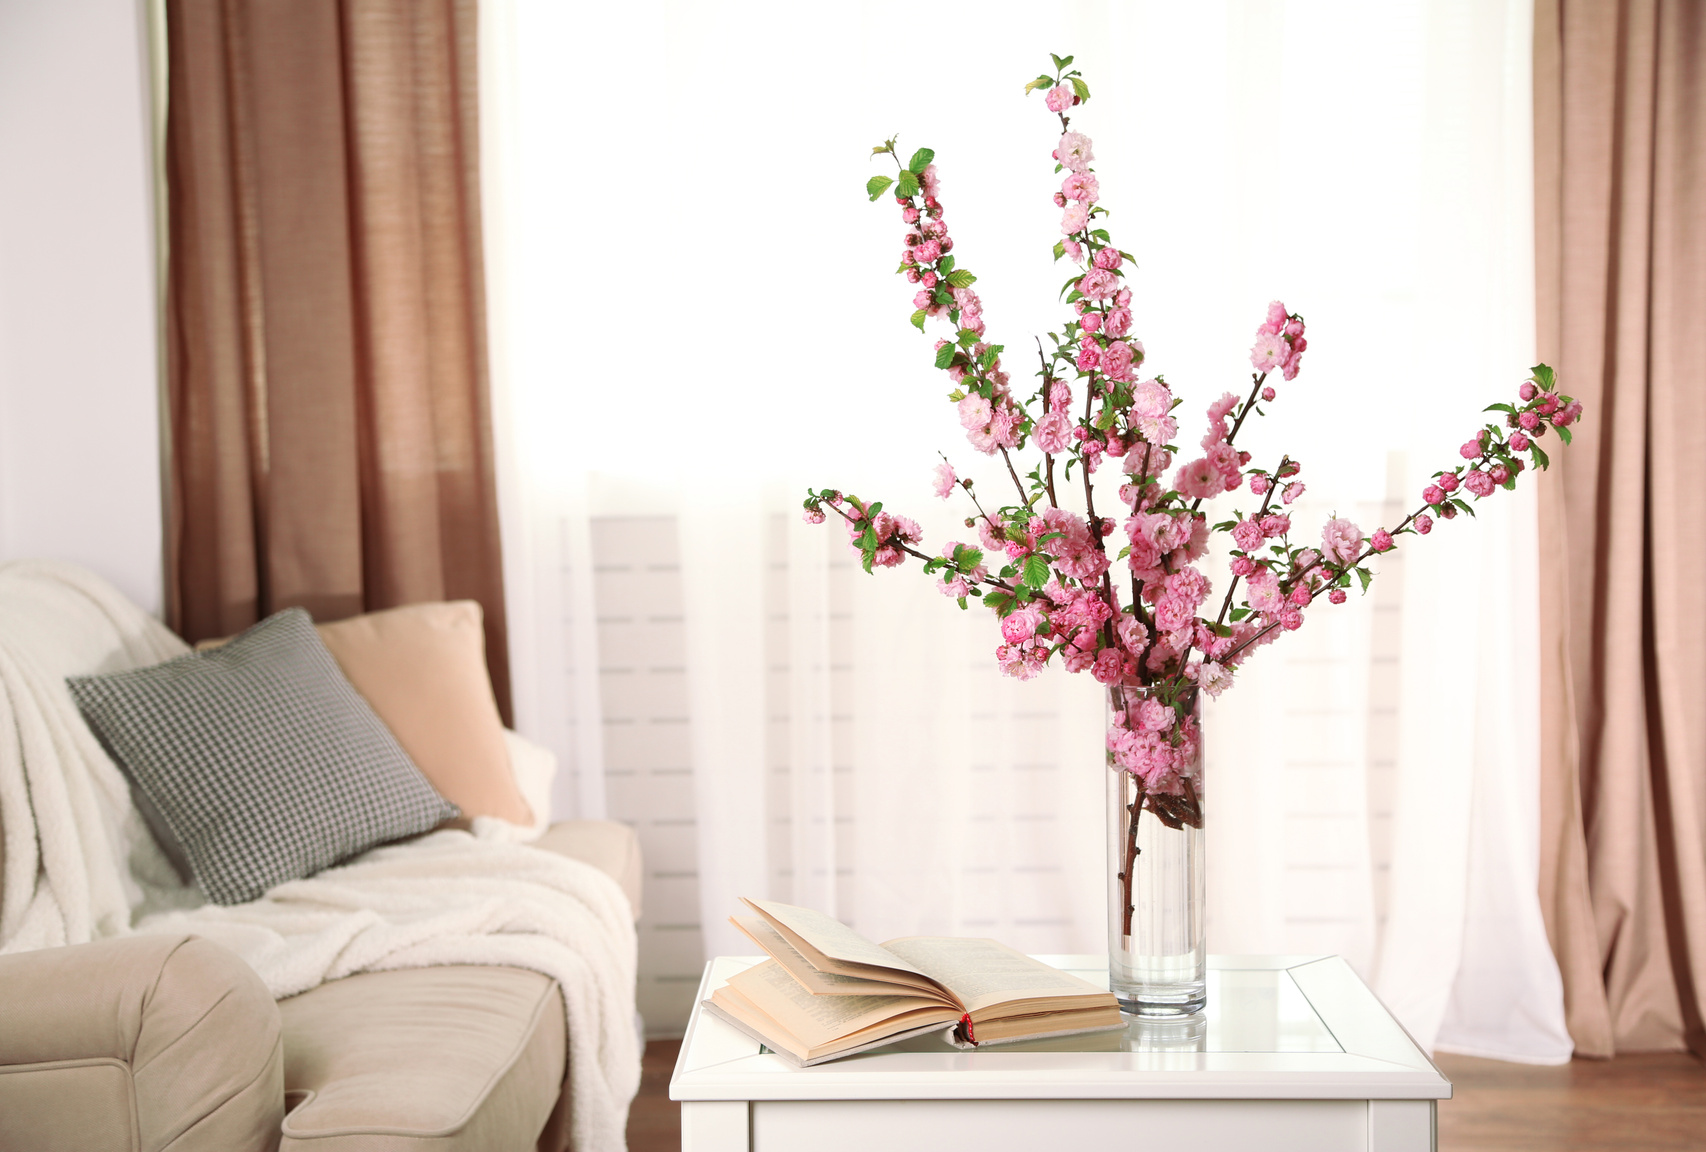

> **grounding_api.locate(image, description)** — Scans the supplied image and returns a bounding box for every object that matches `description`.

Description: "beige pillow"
[197,602,532,828]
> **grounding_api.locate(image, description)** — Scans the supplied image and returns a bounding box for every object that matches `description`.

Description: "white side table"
[670,954,1450,1152]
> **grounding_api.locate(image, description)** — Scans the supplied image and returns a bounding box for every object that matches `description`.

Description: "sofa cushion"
[67,608,458,905]
[279,965,566,1151]
[316,602,532,828]
[532,819,644,920]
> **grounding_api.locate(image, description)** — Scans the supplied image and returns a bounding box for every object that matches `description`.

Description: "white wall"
[0,0,163,615]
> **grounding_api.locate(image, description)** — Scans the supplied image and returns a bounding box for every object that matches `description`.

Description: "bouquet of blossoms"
[803,55,1581,832]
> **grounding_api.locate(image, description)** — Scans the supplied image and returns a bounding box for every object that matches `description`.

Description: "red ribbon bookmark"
[959,1013,977,1045]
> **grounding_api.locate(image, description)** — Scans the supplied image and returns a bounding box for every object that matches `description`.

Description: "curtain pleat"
[1534,0,1706,1057]
[164,0,511,721]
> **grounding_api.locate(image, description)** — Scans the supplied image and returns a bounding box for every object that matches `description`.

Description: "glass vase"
[1105,684,1206,1016]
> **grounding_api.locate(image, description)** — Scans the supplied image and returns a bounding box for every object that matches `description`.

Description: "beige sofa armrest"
[531,820,643,920]
[0,934,284,1152]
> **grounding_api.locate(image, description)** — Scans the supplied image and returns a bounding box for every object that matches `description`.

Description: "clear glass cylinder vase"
[1105,685,1206,1016]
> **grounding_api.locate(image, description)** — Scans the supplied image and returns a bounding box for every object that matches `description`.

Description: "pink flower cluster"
[1107,704,1202,792]
[1249,301,1307,381]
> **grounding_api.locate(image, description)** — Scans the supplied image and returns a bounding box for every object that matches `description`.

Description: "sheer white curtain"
[482,0,1570,1060]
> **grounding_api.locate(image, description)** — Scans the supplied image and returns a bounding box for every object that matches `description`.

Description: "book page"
[741,898,945,997]
[719,960,955,1050]
[731,916,933,998]
[882,936,1116,1015]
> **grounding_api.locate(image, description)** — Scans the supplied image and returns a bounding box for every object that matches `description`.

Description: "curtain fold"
[1534,0,1706,1057]
[163,0,510,720]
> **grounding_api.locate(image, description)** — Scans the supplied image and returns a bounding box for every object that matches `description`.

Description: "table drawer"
[739,1097,1432,1152]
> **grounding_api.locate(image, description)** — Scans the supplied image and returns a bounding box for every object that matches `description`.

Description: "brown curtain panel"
[164,0,511,722]
[1534,0,1706,1057]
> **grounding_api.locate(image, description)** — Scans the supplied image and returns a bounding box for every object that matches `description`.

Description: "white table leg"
[681,1100,750,1152]
[1368,1099,1434,1152]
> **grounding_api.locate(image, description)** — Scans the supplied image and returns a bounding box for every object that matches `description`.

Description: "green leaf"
[1355,568,1373,594]
[907,147,936,174]
[1065,289,1084,304]
[896,170,920,199]
[1052,240,1066,261]
[1091,228,1111,241]
[933,344,956,370]
[938,254,955,273]
[1021,554,1053,588]
[865,175,894,202]
[1530,442,1551,469]
[1484,402,1516,414]
[1069,76,1090,101]
[910,309,927,331]
[957,328,979,347]
[933,287,953,305]
[978,348,998,370]
[946,269,977,288]
[1531,364,1556,390]
[984,591,1012,615]
[1229,606,1250,622]
[1453,498,1477,518]
[956,547,985,572]
[1050,53,1065,71]
[1024,77,1050,94]
[1556,425,1573,445]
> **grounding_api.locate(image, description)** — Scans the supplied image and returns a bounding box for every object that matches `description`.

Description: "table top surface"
[670,954,1452,1102]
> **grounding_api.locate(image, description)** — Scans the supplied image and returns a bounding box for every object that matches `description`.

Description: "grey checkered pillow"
[68,607,460,905]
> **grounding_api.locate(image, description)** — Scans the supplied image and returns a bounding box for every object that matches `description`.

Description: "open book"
[702,897,1124,1066]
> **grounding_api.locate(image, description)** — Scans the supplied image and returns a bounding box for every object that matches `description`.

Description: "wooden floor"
[626,1041,1706,1151]
[1434,1051,1706,1151]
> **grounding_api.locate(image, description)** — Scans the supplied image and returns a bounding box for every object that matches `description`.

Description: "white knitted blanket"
[0,560,638,1152]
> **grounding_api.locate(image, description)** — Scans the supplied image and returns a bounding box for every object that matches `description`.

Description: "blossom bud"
[1415,514,1433,534]
[1538,394,1559,415]
[1438,473,1459,494]
[1261,386,1276,401]
[1423,485,1444,505]
[1519,411,1540,431]
[1519,381,1538,401]
[1460,439,1483,460]
[1490,465,1510,484]
[1328,589,1347,604]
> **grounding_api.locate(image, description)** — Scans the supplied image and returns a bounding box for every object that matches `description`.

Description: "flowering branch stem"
[822,499,1016,593]
[1188,371,1269,516]
[999,447,1030,506]
[1210,454,1288,631]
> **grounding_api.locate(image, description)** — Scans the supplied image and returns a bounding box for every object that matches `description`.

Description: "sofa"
[0,562,643,1151]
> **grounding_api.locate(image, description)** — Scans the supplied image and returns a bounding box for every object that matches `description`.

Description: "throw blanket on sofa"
[0,561,639,1152]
